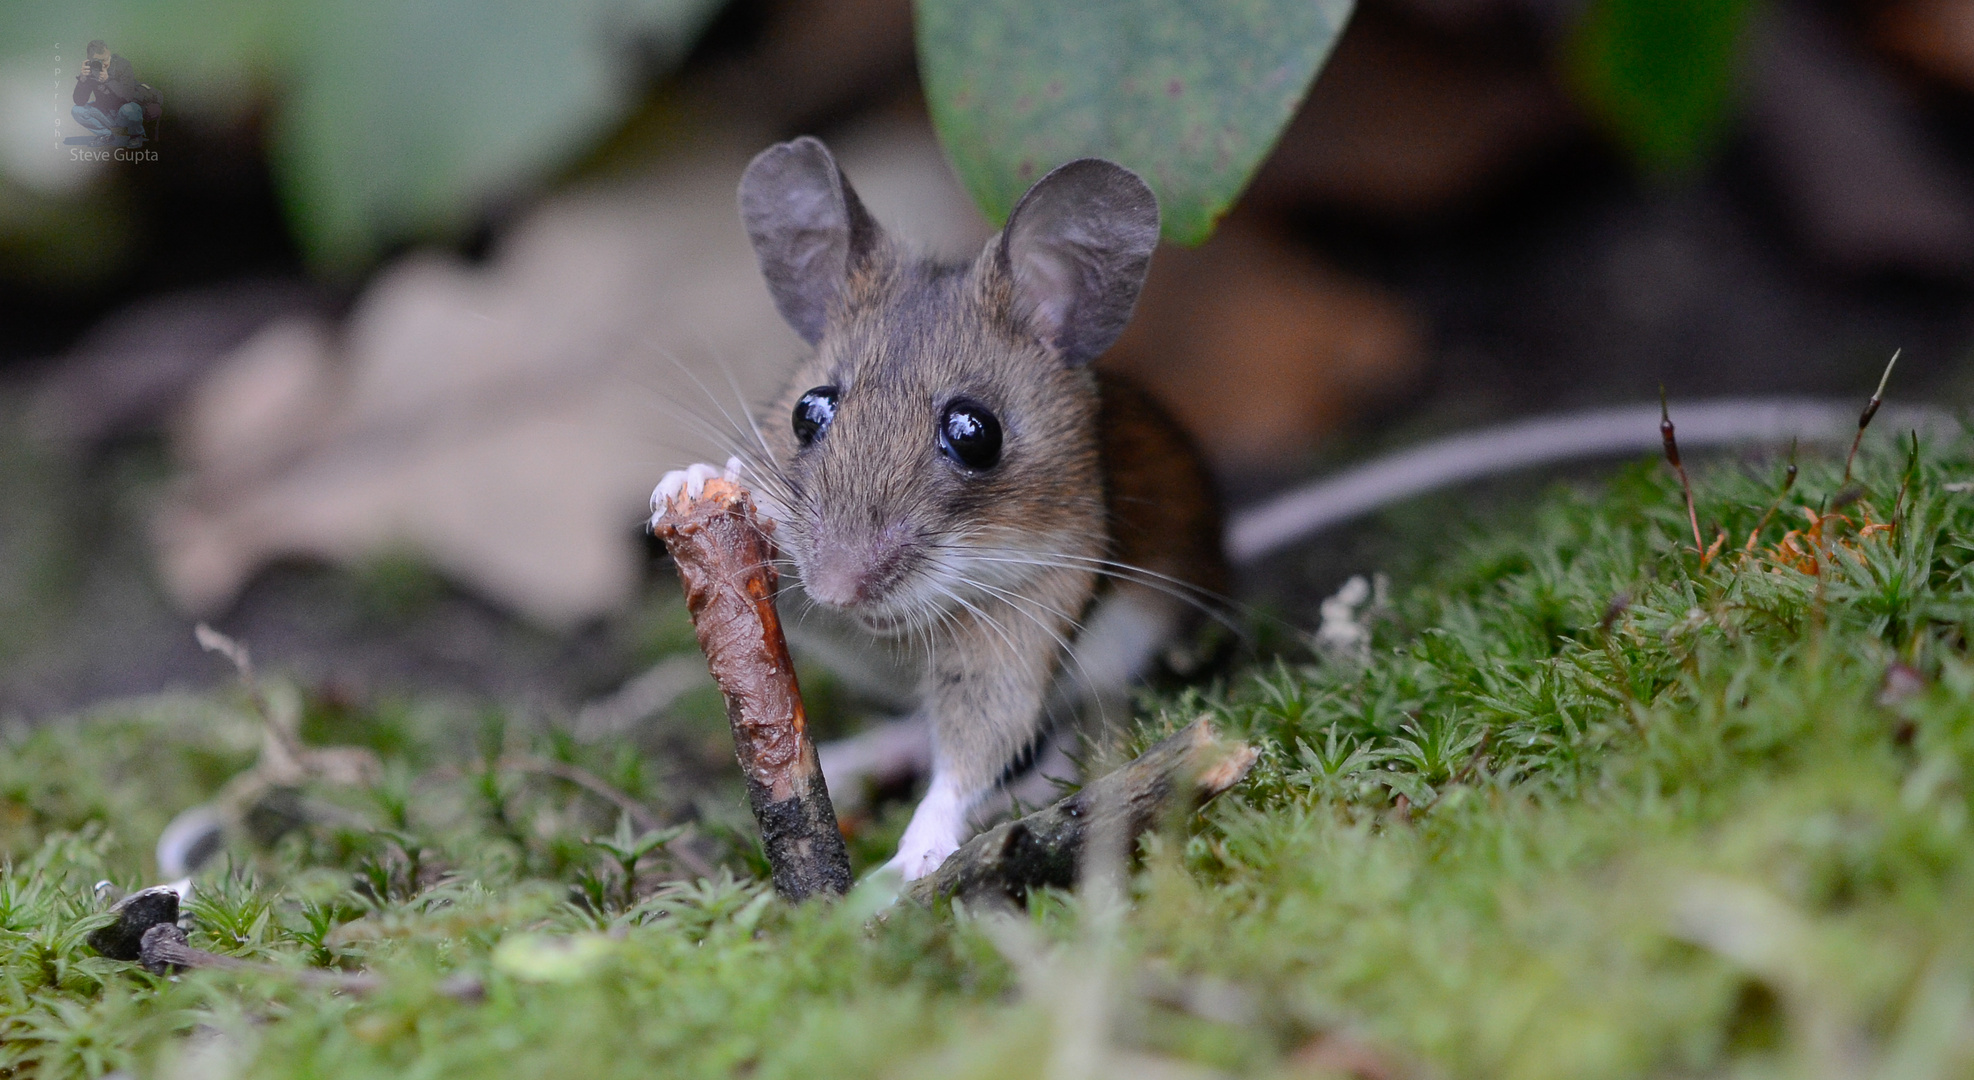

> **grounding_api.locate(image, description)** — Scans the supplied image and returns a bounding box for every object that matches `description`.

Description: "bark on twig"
[138,923,378,990]
[138,924,484,1000]
[88,886,184,962]
[495,755,718,879]
[903,717,1258,907]
[651,478,852,901]
[93,885,482,999]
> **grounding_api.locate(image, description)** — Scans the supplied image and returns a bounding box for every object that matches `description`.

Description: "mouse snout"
[800,519,915,609]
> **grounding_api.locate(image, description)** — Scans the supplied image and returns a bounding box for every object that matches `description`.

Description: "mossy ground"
[7,429,1974,1079]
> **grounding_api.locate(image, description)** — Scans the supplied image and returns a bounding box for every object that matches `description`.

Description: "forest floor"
[5,424,1974,1079]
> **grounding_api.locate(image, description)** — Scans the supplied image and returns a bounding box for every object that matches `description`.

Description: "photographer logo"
[61,39,162,161]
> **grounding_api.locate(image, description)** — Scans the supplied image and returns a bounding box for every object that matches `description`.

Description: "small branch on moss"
[170,626,712,882]
[138,923,373,988]
[138,924,484,1000]
[427,755,714,878]
[92,885,482,999]
[1743,440,1799,554]
[88,886,185,962]
[903,717,1258,907]
[651,476,851,902]
[1892,430,1920,524]
[156,627,386,880]
[196,623,382,792]
[496,755,717,880]
[1660,388,1703,551]
[1844,349,1900,484]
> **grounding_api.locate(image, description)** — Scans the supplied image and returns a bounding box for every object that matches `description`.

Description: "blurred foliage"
[349,548,451,627]
[1,0,723,271]
[0,393,134,672]
[0,185,136,289]
[1566,0,1759,173]
[915,0,1353,245]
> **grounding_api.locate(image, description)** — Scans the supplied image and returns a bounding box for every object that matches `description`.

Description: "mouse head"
[737,137,1159,631]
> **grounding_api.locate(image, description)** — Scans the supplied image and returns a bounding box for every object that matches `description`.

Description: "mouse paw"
[722,456,791,527]
[882,836,959,882]
[883,780,968,881]
[652,458,783,531]
[649,461,724,519]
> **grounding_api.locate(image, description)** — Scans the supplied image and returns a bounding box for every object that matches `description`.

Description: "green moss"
[8,430,1974,1077]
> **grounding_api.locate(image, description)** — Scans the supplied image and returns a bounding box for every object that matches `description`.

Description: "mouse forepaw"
[883,836,959,882]
[650,462,724,517]
[885,779,968,881]
[723,456,789,527]
[651,459,783,532]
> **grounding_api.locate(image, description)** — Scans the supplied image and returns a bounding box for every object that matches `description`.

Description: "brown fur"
[731,137,1221,872]
[1097,370,1229,609]
[753,234,1222,803]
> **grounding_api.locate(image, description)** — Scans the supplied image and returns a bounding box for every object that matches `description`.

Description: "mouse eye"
[938,400,1003,471]
[792,386,838,446]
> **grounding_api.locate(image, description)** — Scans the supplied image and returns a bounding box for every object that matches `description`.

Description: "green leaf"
[273,0,721,270]
[1565,0,1759,173]
[3,0,722,270]
[915,0,1354,246]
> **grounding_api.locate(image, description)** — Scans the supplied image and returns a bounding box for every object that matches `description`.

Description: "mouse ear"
[999,159,1160,366]
[739,137,882,345]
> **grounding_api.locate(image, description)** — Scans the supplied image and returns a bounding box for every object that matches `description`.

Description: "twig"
[194,623,261,708]
[651,477,851,901]
[197,622,304,780]
[903,717,1258,907]
[140,925,483,1000]
[499,756,662,832]
[1743,441,1799,553]
[162,626,383,879]
[1227,396,1958,565]
[1451,727,1494,786]
[138,923,380,990]
[496,755,716,879]
[1844,349,1900,484]
[1892,430,1920,524]
[92,885,480,1000]
[195,623,381,788]
[1660,388,1703,551]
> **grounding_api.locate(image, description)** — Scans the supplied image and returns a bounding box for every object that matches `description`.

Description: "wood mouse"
[654,136,1225,879]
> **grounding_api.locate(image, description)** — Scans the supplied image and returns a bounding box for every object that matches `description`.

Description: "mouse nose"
[802,522,910,608]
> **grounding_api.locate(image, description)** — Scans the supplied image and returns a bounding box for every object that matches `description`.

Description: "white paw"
[883,777,968,881]
[650,458,784,534]
[649,461,730,521]
[882,836,959,882]
[717,457,785,528]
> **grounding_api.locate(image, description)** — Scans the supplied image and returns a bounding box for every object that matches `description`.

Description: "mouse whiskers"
[931,539,1242,635]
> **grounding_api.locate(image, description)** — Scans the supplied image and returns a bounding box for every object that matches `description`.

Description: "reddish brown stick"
[651,478,851,900]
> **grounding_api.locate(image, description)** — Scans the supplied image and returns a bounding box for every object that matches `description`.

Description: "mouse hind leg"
[1017,368,1232,809]
[883,377,1226,879]
[883,566,1094,880]
[1081,371,1231,694]
[1002,372,1230,797]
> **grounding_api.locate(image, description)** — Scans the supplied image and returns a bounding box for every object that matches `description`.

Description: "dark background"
[5,0,1973,723]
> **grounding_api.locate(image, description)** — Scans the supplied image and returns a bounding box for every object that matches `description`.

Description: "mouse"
[653,136,1226,880]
